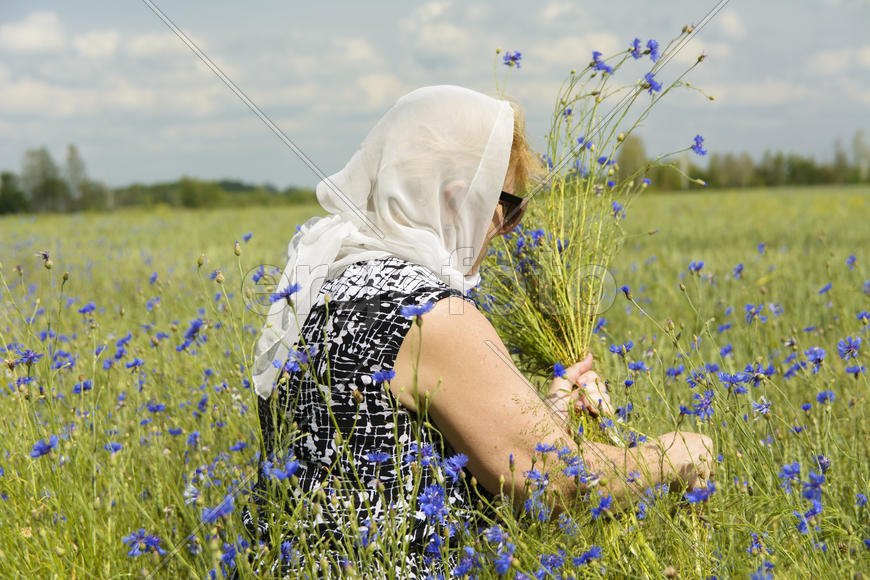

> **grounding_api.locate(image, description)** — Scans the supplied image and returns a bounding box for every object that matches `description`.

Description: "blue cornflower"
[609,340,633,357]
[778,462,800,493]
[691,134,707,156]
[846,364,866,377]
[202,494,235,523]
[744,303,768,324]
[814,454,831,473]
[611,201,625,218]
[646,39,659,61]
[14,347,43,366]
[802,471,825,502]
[535,443,557,454]
[125,358,144,370]
[688,260,704,273]
[616,402,634,422]
[574,545,603,566]
[752,396,771,417]
[72,380,93,395]
[104,442,123,454]
[484,525,508,544]
[684,482,716,503]
[692,389,715,421]
[444,453,468,483]
[846,254,856,270]
[493,543,516,574]
[837,336,861,359]
[270,283,301,304]
[365,451,391,464]
[590,495,613,519]
[401,301,435,318]
[149,271,159,284]
[591,51,613,73]
[242,232,253,243]
[720,343,733,358]
[593,317,607,333]
[122,528,168,557]
[553,363,567,378]
[30,435,59,458]
[630,38,642,59]
[187,431,200,447]
[733,263,744,279]
[263,454,299,481]
[503,50,522,68]
[858,311,870,324]
[644,72,662,94]
[818,282,832,294]
[758,242,767,254]
[418,484,447,524]
[806,347,826,373]
[78,302,96,314]
[857,493,868,507]
[628,360,649,373]
[864,280,870,295]
[371,369,395,384]
[642,178,651,186]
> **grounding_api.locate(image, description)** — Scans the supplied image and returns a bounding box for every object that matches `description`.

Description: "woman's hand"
[546,353,615,421]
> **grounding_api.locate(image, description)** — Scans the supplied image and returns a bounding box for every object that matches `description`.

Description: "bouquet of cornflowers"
[476,30,713,445]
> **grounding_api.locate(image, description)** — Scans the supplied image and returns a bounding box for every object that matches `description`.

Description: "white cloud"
[400,1,474,66]
[538,2,586,24]
[704,78,809,106]
[0,11,66,54]
[717,8,747,40]
[527,33,622,69]
[126,32,191,58]
[806,45,870,75]
[73,30,120,59]
[355,72,406,111]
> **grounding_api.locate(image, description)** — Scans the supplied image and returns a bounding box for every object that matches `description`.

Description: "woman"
[244,85,713,576]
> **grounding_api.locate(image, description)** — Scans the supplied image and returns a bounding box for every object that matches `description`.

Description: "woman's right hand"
[646,431,715,489]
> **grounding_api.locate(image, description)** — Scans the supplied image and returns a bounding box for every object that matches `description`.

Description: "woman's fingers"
[563,353,594,382]
[575,371,614,417]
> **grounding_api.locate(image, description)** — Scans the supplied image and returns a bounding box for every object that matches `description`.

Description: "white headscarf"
[252,85,515,399]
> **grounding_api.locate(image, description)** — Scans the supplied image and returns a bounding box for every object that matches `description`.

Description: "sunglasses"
[497,191,528,234]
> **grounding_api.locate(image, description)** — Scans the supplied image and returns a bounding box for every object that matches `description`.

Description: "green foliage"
[0,188,868,578]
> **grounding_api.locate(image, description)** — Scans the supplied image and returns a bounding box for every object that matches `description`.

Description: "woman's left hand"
[546,354,615,420]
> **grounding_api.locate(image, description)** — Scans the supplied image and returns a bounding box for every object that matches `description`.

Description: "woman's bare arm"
[391,297,712,513]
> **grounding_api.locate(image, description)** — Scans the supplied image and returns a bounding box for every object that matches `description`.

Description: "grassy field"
[1,185,868,578]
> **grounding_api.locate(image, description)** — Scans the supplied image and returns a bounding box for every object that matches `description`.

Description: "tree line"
[2,133,870,215]
[0,145,316,215]
[617,130,870,190]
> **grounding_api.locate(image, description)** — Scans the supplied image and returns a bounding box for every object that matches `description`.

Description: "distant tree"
[0,171,29,214]
[832,138,850,183]
[853,130,870,182]
[616,134,648,184]
[178,176,225,208]
[21,147,72,212]
[64,144,88,200]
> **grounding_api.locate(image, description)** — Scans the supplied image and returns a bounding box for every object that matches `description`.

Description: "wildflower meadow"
[1,183,868,578]
[2,27,870,580]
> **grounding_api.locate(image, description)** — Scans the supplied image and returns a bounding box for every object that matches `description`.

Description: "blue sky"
[1,1,868,189]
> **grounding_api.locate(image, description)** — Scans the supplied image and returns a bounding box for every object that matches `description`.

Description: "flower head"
[646,39,660,62]
[503,50,522,68]
[691,134,707,156]
[644,72,662,94]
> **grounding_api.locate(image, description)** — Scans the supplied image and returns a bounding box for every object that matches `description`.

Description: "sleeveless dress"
[242,256,497,578]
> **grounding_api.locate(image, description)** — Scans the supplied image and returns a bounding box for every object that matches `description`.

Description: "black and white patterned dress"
[242,256,497,578]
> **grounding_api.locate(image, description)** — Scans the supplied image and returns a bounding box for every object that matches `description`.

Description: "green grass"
[0,186,868,578]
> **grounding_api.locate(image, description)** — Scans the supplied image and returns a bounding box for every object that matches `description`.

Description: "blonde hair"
[506,101,546,195]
